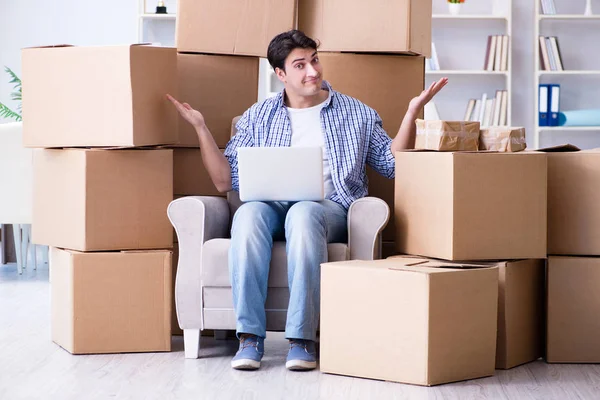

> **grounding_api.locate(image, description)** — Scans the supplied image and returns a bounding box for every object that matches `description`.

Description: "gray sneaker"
[286,339,317,371]
[231,334,264,370]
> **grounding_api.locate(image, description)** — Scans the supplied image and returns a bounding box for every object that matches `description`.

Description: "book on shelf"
[540,0,557,15]
[539,36,564,71]
[464,90,508,126]
[484,35,509,72]
[426,42,440,71]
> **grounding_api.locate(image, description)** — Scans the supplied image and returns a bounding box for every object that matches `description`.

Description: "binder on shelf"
[538,84,549,127]
[549,84,560,126]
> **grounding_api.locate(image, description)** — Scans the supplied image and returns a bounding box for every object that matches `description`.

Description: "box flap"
[537,144,581,152]
[23,44,73,50]
[386,256,491,270]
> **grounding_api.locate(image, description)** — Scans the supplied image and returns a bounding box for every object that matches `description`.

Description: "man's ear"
[275,67,286,83]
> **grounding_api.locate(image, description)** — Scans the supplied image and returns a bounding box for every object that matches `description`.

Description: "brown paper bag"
[415,120,480,151]
[479,127,526,152]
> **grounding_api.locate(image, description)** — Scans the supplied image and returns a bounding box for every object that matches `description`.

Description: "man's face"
[276,48,323,98]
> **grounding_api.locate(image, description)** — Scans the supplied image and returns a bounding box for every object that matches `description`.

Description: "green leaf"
[2,66,22,121]
[0,103,22,122]
[5,66,21,89]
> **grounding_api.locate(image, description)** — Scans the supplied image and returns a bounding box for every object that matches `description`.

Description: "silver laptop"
[237,147,324,202]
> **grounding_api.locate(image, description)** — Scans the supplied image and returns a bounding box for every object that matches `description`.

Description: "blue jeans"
[229,200,348,341]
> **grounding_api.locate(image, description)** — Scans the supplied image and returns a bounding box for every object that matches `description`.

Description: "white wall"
[2,0,599,149]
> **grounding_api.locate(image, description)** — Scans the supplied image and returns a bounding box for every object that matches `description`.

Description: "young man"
[167,30,447,371]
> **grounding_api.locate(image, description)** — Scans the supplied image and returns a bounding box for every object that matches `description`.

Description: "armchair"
[168,118,391,359]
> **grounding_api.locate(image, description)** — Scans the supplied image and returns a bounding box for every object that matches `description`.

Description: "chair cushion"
[202,239,349,287]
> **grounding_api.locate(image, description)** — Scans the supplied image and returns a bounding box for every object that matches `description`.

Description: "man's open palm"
[166,94,205,129]
[409,77,449,114]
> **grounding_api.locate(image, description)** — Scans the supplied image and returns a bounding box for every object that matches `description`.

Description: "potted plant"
[0,67,22,122]
[0,66,39,274]
[448,0,465,15]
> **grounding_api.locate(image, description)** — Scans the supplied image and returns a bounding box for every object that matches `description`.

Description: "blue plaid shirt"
[224,81,396,210]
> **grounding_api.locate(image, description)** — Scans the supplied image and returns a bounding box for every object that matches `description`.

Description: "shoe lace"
[239,335,259,351]
[289,339,309,352]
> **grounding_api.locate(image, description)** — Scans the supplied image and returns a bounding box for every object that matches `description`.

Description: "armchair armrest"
[167,196,230,329]
[347,197,390,260]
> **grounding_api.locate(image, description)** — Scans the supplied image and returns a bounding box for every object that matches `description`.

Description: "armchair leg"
[183,329,201,359]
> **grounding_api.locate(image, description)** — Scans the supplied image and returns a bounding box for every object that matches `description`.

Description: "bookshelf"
[427,0,513,126]
[533,0,600,148]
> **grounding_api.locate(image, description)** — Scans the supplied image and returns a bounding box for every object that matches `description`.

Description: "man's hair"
[267,30,319,72]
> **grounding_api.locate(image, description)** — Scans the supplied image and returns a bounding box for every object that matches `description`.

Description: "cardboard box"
[321,257,498,386]
[176,53,259,147]
[547,256,600,363]
[176,0,297,57]
[388,256,546,370]
[50,247,172,354]
[415,120,480,152]
[541,146,600,255]
[320,52,425,245]
[22,45,177,148]
[395,151,547,260]
[300,0,431,56]
[479,127,527,152]
[33,149,173,251]
[494,259,545,369]
[320,53,425,137]
[173,149,225,196]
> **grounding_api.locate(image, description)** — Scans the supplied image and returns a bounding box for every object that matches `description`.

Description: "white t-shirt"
[287,92,336,198]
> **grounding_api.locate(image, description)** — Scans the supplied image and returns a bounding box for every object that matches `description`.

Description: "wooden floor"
[1,261,599,400]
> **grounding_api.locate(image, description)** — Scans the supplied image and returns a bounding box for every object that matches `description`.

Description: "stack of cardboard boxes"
[321,148,548,385]
[543,145,600,363]
[299,0,430,253]
[170,0,296,335]
[171,0,428,334]
[174,0,429,254]
[22,44,178,354]
[299,0,540,387]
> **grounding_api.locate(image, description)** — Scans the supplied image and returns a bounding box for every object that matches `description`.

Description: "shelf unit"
[432,14,508,20]
[533,1,600,148]
[427,70,508,75]
[538,14,600,20]
[427,0,513,126]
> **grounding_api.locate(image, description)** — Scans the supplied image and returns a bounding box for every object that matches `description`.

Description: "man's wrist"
[405,107,419,119]
[195,123,208,136]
